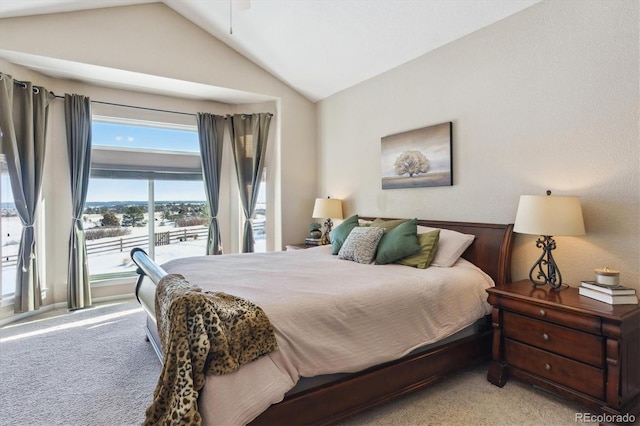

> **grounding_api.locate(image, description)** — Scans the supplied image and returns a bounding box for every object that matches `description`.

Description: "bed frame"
[131,218,513,425]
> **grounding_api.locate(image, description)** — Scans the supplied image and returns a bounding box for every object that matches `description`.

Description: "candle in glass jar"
[595,267,619,286]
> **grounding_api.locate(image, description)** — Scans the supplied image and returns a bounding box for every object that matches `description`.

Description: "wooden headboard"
[361,218,514,286]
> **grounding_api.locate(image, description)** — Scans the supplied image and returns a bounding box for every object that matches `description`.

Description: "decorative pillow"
[418,225,475,267]
[396,229,440,269]
[370,218,408,232]
[330,214,359,255]
[375,218,421,265]
[337,226,384,264]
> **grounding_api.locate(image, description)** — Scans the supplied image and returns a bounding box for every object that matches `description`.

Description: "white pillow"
[417,225,475,267]
[337,226,384,264]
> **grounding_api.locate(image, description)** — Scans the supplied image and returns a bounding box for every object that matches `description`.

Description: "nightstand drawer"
[503,312,604,367]
[497,297,601,334]
[505,339,605,400]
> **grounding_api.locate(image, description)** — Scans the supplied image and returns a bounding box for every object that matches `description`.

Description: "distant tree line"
[83,202,208,228]
[84,201,206,215]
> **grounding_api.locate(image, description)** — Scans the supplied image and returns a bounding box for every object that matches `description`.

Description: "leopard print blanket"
[143,274,278,426]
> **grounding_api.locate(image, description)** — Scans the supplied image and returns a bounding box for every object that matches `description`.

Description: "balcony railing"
[2,221,264,271]
[85,227,208,256]
[1,227,209,267]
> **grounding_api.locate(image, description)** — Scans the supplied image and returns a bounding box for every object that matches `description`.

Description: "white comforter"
[160,245,494,425]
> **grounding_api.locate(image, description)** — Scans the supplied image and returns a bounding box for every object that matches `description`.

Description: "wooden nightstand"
[486,280,640,419]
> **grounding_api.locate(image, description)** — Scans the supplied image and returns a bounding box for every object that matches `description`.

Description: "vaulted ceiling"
[0,0,541,102]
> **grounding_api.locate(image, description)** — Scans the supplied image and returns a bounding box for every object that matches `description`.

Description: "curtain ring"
[33,87,40,94]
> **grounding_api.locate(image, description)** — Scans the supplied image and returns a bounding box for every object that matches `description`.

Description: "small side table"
[486,280,640,419]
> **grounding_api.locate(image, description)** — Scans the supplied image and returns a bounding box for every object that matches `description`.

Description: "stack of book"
[578,281,638,305]
[304,237,325,247]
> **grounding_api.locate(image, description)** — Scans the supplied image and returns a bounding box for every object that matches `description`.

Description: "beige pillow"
[417,225,474,267]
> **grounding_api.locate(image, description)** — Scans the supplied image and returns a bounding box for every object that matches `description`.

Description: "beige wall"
[317,1,639,289]
[0,3,317,316]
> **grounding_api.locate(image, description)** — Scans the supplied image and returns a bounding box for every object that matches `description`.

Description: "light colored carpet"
[0,299,588,426]
[0,300,158,426]
[338,361,585,426]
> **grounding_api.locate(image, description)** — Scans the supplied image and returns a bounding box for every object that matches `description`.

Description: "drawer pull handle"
[545,363,551,371]
[543,333,549,341]
[539,309,546,317]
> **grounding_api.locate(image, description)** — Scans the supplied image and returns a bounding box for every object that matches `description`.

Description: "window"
[253,169,266,253]
[1,154,17,300]
[86,120,207,280]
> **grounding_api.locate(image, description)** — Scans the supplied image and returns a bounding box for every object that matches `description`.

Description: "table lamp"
[312,197,343,245]
[513,190,585,290]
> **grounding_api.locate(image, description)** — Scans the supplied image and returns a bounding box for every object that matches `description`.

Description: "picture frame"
[381,122,452,189]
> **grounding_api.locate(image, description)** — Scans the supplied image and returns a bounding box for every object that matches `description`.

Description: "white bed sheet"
[160,245,494,425]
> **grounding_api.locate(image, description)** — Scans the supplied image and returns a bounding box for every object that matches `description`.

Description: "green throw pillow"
[330,214,359,255]
[397,229,440,269]
[375,218,421,265]
[370,218,408,232]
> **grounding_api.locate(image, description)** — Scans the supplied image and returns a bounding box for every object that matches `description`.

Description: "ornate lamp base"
[320,218,333,245]
[528,235,564,291]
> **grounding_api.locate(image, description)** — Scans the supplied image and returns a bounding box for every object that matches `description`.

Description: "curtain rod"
[4,74,272,118]
[51,92,196,117]
[6,75,45,94]
[50,92,274,119]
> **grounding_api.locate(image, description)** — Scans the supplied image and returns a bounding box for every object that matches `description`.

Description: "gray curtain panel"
[197,113,226,255]
[65,94,92,310]
[227,113,272,253]
[0,73,51,313]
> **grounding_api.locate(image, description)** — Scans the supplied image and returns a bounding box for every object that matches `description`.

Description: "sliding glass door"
[86,120,207,280]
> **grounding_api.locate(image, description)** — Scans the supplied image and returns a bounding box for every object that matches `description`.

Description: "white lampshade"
[312,198,343,220]
[514,195,585,236]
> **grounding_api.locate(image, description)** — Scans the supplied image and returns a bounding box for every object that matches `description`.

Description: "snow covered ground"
[1,215,264,298]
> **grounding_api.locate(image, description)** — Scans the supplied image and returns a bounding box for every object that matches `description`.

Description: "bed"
[131,218,513,425]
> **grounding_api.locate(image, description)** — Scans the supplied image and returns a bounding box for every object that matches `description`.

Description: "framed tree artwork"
[381,122,452,189]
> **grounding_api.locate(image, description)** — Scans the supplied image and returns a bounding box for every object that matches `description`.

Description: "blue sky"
[92,121,200,152]
[86,179,207,203]
[1,175,11,206]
